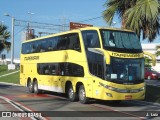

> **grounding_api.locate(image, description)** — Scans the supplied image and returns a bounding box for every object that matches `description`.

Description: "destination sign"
[24,56,39,60]
[111,52,143,58]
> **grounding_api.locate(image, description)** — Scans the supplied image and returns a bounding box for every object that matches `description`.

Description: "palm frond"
[125,0,160,41]
[0,23,11,53]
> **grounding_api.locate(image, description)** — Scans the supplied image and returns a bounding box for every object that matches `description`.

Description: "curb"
[0,82,22,86]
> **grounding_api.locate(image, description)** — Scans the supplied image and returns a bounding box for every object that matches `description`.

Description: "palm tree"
[103,0,160,42]
[0,23,11,54]
[125,0,160,42]
[103,0,137,27]
[156,45,160,56]
[144,56,151,67]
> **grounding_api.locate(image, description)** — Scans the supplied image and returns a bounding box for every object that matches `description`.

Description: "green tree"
[103,0,160,42]
[144,56,151,67]
[0,23,11,54]
[156,45,160,56]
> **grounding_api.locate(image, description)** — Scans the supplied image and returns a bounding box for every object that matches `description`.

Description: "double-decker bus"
[20,27,145,104]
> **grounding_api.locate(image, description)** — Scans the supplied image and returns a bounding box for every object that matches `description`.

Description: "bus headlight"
[139,87,145,91]
[99,82,145,93]
[107,86,116,91]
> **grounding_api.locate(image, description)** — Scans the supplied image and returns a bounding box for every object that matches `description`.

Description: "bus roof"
[22,26,134,43]
[78,26,133,32]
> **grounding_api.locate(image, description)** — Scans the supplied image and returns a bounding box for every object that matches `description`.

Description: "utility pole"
[26,12,35,40]
[4,13,16,70]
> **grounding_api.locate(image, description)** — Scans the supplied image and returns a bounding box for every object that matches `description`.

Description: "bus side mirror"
[143,51,156,66]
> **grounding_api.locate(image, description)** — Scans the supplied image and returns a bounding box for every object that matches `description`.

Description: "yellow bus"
[20,27,145,104]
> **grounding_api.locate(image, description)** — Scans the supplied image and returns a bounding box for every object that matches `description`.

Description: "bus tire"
[67,84,78,102]
[28,80,34,93]
[33,81,41,94]
[78,85,89,104]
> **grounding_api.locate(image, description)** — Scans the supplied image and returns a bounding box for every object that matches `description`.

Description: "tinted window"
[67,33,81,51]
[100,29,142,53]
[21,33,81,54]
[37,62,84,77]
[82,30,100,49]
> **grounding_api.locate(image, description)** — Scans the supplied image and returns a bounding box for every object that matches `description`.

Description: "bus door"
[86,49,105,98]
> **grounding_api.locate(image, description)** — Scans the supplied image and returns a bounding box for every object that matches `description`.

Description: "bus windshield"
[100,29,142,53]
[106,57,144,84]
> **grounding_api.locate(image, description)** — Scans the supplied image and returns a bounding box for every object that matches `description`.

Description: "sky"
[0,0,160,58]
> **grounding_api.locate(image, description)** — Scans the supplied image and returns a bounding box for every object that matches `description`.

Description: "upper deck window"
[100,29,142,53]
[21,33,81,54]
[82,30,100,49]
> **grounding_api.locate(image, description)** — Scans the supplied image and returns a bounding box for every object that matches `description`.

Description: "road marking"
[0,95,47,120]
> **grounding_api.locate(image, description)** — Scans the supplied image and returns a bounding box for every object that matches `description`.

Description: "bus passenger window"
[68,63,84,77]
[67,34,81,51]
[31,43,36,53]
[82,30,100,49]
[57,38,66,50]
[49,65,56,75]
[37,64,45,75]
[47,41,53,51]
[26,44,31,54]
[59,63,65,75]
[36,43,41,52]
[39,42,46,52]
[52,38,58,50]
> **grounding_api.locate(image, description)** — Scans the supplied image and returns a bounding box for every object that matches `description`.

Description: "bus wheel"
[28,80,34,93]
[67,84,78,102]
[78,85,89,104]
[33,81,40,94]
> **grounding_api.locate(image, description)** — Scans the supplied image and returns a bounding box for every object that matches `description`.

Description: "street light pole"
[4,13,16,70]
[11,16,14,65]
[28,12,35,29]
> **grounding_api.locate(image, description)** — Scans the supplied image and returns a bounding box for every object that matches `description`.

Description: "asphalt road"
[145,80,160,87]
[0,83,160,120]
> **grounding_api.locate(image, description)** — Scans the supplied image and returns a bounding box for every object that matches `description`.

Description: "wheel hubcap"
[29,82,32,90]
[80,89,85,100]
[69,88,73,98]
[34,83,37,92]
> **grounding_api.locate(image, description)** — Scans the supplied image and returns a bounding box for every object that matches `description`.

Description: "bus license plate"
[125,95,132,100]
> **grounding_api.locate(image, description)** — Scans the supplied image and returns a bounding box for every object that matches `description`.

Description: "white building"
[0,58,20,65]
[142,43,160,72]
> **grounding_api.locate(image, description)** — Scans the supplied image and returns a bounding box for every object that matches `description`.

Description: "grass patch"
[0,72,20,84]
[0,65,18,76]
[145,85,160,103]
[0,65,20,84]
